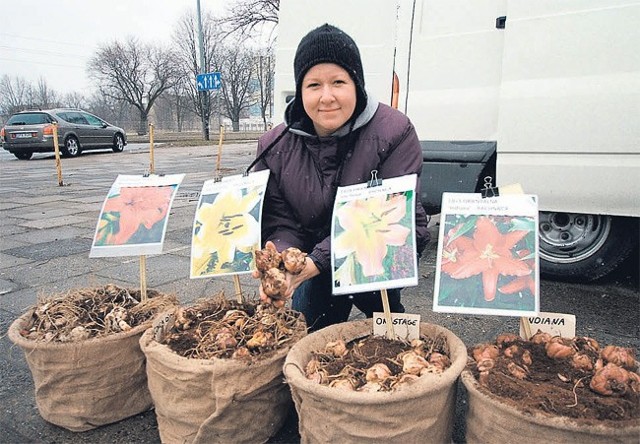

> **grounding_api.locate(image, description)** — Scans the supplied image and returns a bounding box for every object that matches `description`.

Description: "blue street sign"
[196,72,222,91]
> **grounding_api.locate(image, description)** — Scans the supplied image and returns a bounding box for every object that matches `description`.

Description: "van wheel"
[112,134,124,152]
[62,136,81,157]
[539,213,638,281]
[14,152,33,160]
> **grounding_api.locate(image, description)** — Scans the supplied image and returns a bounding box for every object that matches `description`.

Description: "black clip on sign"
[480,176,500,198]
[367,170,382,188]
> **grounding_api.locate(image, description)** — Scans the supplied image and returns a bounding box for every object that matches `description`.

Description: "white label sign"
[372,312,421,341]
[520,312,576,338]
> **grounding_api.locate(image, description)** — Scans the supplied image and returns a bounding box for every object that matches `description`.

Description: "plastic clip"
[480,176,500,198]
[367,170,382,188]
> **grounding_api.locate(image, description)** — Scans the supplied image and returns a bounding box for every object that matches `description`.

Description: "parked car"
[0,109,127,160]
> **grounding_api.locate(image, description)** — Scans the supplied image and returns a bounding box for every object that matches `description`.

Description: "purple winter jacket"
[252,101,429,274]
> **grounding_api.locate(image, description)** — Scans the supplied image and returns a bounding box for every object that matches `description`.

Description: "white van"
[273,0,640,281]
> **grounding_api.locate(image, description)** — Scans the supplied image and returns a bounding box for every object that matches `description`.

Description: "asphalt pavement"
[0,142,638,443]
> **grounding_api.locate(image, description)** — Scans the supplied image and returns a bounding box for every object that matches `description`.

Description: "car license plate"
[15,133,33,139]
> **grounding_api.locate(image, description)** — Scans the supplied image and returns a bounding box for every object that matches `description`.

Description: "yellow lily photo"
[190,171,269,278]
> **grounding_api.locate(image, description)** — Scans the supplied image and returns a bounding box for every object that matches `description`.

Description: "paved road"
[1,143,638,443]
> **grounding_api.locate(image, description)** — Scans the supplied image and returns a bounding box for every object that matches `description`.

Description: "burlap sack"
[283,319,468,443]
[462,370,640,444]
[140,322,305,444]
[8,310,154,432]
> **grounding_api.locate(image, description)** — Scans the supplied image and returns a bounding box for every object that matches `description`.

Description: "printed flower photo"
[90,174,184,258]
[190,171,269,278]
[190,183,264,277]
[94,185,177,246]
[332,190,417,292]
[436,214,537,312]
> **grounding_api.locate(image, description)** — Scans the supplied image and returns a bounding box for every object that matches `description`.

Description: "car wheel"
[14,152,33,160]
[539,212,638,281]
[62,136,81,157]
[112,134,125,152]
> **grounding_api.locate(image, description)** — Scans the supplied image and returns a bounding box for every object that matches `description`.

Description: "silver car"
[1,109,127,160]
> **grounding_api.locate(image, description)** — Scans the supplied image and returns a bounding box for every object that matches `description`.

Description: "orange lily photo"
[90,174,184,258]
[94,185,175,246]
[435,213,538,313]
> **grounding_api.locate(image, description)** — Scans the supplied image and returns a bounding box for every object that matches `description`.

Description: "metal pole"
[218,92,221,129]
[196,0,210,140]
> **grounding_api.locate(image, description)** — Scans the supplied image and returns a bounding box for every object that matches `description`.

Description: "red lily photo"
[436,214,538,312]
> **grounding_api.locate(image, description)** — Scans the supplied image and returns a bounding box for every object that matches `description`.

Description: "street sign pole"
[196,72,222,143]
[196,0,210,141]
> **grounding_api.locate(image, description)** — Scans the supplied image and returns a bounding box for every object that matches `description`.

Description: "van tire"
[539,213,638,282]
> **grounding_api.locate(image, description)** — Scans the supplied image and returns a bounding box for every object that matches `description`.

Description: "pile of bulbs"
[254,243,307,307]
[304,336,452,392]
[471,331,639,396]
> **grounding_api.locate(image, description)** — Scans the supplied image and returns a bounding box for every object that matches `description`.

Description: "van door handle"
[496,16,506,29]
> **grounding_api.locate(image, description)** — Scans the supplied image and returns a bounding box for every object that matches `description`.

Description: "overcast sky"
[0,0,226,95]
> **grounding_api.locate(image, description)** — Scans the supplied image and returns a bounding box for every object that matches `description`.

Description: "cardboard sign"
[520,312,576,338]
[331,174,419,295]
[372,312,421,341]
[433,192,540,317]
[190,170,270,278]
[90,174,184,257]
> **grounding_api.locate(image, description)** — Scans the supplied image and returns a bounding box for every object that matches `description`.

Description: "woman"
[248,23,429,331]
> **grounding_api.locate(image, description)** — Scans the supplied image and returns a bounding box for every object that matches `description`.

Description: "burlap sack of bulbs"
[462,370,640,444]
[9,311,156,431]
[139,306,307,444]
[283,319,468,443]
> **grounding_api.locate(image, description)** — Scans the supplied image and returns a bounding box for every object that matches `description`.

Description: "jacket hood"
[284,90,379,138]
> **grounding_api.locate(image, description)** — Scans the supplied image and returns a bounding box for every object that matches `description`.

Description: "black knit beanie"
[288,23,367,125]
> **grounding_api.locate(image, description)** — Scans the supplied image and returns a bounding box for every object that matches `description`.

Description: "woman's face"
[301,63,357,137]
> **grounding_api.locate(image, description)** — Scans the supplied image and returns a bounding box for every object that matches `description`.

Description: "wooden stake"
[149,123,155,174]
[233,275,243,303]
[138,123,154,303]
[380,289,395,339]
[139,255,148,302]
[520,317,533,340]
[52,123,63,186]
[216,125,225,174]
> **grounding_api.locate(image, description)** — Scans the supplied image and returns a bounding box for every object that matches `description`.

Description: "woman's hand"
[251,268,283,307]
[251,254,319,306]
[253,240,284,306]
[283,257,319,298]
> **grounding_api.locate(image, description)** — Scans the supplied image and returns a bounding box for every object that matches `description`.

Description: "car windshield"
[6,113,53,125]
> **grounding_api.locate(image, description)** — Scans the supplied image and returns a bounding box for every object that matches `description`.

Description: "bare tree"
[33,78,61,109]
[88,37,180,135]
[157,84,193,132]
[0,75,31,118]
[216,39,257,131]
[255,47,275,130]
[61,92,86,109]
[218,0,279,37]
[172,11,222,139]
[0,75,64,118]
[86,92,133,130]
